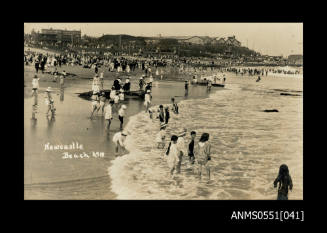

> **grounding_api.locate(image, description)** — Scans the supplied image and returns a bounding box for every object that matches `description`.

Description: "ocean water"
[109,74,303,200]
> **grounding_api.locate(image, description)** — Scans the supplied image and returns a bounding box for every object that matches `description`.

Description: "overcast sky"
[24,23,303,57]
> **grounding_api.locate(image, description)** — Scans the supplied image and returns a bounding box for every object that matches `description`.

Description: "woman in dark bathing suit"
[273,164,293,200]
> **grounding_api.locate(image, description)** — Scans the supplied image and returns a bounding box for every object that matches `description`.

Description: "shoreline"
[24,66,219,199]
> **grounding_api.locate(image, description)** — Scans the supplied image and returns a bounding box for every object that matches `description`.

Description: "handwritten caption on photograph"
[44,142,104,159]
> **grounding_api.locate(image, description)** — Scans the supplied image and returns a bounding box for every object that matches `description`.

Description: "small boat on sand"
[77,89,145,100]
[193,82,225,87]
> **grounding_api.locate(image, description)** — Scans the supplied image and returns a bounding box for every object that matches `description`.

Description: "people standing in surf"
[119,89,125,101]
[166,135,179,178]
[139,76,145,90]
[184,80,189,96]
[118,104,127,130]
[273,164,293,200]
[109,86,116,100]
[194,133,212,180]
[207,80,212,91]
[156,123,166,149]
[104,100,114,133]
[99,71,104,90]
[176,128,187,174]
[144,90,151,113]
[92,74,100,95]
[123,78,131,92]
[31,75,39,105]
[113,92,120,114]
[59,74,65,90]
[45,87,56,117]
[113,130,128,156]
[164,106,170,124]
[192,75,197,84]
[158,105,165,124]
[171,98,179,114]
[34,57,40,73]
[149,75,154,89]
[90,92,100,119]
[98,92,106,116]
[188,131,196,165]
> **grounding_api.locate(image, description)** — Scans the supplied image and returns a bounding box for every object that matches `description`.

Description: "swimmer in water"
[156,123,167,149]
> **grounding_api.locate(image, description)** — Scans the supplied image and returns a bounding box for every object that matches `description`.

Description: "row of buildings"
[145,35,241,47]
[30,28,82,44]
[28,28,241,47]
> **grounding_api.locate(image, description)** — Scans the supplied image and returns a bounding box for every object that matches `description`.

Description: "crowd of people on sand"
[25,48,294,199]
[227,67,301,76]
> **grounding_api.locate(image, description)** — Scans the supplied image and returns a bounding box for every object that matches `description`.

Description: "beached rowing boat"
[192,82,225,88]
[77,89,145,100]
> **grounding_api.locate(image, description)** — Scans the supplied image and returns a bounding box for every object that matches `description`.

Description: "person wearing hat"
[139,76,145,90]
[31,75,39,105]
[145,82,152,92]
[112,130,128,155]
[123,78,131,92]
[104,100,114,133]
[144,89,151,113]
[113,78,121,91]
[175,128,187,174]
[109,86,116,100]
[156,123,167,149]
[118,105,127,130]
[45,87,55,116]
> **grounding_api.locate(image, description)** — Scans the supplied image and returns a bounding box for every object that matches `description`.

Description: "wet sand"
[24,64,218,199]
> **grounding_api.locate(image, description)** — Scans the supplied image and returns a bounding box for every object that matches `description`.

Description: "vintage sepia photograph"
[24,23,303,200]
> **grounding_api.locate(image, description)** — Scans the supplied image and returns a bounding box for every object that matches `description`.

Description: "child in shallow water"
[166,135,179,178]
[156,123,166,149]
[194,133,211,180]
[273,164,293,200]
[171,98,179,114]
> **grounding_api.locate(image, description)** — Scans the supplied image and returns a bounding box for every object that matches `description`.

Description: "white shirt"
[110,90,116,99]
[176,136,186,155]
[167,143,179,169]
[114,95,119,103]
[119,92,124,101]
[32,78,39,89]
[112,132,126,147]
[144,93,151,103]
[104,105,112,119]
[118,108,125,117]
[149,77,153,83]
